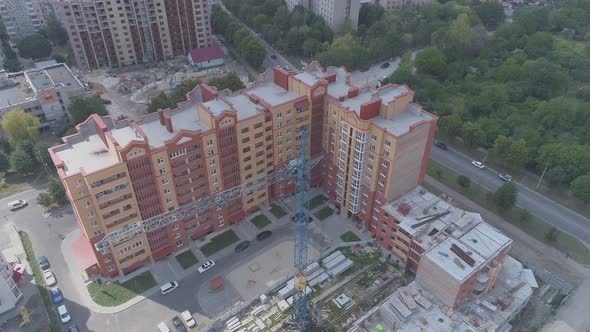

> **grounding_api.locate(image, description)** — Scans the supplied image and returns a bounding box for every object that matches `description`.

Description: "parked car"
[181,310,197,328]
[44,270,57,287]
[68,325,80,332]
[360,65,370,72]
[8,199,27,211]
[235,241,251,253]
[38,256,50,270]
[270,54,277,59]
[380,62,390,69]
[57,305,71,323]
[498,174,513,182]
[256,230,273,241]
[157,322,171,332]
[197,260,216,274]
[291,212,313,223]
[434,141,448,150]
[159,281,179,295]
[101,99,112,105]
[471,161,485,169]
[172,316,187,332]
[50,287,63,303]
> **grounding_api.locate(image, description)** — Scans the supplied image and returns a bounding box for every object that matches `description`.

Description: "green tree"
[48,177,68,206]
[545,166,567,187]
[0,151,9,172]
[461,121,485,148]
[45,14,68,45]
[359,4,385,27]
[10,147,36,174]
[493,182,518,211]
[493,135,512,160]
[68,96,108,124]
[36,192,53,208]
[475,1,505,29]
[414,48,448,80]
[1,109,40,144]
[519,209,531,224]
[544,226,558,242]
[169,78,202,105]
[438,114,463,139]
[240,37,267,68]
[146,92,172,114]
[457,175,471,190]
[506,139,529,168]
[571,175,590,203]
[3,58,22,72]
[208,72,245,91]
[34,143,51,167]
[16,33,52,59]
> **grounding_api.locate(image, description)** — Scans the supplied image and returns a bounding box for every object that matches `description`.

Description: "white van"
[8,200,27,211]
[181,310,197,328]
[159,281,179,295]
[156,322,171,332]
[57,305,71,323]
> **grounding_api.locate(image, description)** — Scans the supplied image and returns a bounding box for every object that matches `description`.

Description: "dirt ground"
[426,176,590,332]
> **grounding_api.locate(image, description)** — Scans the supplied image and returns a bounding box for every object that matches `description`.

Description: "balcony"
[106,213,139,229]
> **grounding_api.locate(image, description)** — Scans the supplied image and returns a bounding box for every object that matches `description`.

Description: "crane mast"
[288,126,312,330]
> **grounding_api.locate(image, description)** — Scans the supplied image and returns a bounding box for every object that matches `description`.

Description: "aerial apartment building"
[50,63,435,278]
[0,252,22,314]
[53,0,212,70]
[285,0,360,33]
[0,0,52,40]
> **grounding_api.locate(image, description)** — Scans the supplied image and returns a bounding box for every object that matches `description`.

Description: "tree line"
[381,0,590,203]
[221,0,332,60]
[211,5,267,68]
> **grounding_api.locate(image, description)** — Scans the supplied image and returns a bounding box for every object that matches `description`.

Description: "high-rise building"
[0,0,49,40]
[49,63,435,279]
[53,0,212,70]
[0,252,22,314]
[284,0,360,34]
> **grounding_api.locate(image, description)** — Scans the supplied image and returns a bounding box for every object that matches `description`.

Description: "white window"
[173,224,179,230]
[166,198,173,204]
[277,112,282,119]
[75,180,83,187]
[207,139,213,146]
[164,188,171,195]
[79,191,86,198]
[162,178,169,185]
[93,230,102,236]
[160,168,167,175]
[108,265,116,272]
[213,178,219,184]
[176,241,182,247]
[175,233,181,239]
[368,154,375,161]
[378,179,385,186]
[83,201,91,208]
[384,140,391,147]
[211,169,217,175]
[209,159,216,166]
[88,211,95,218]
[90,220,98,227]
[157,158,164,164]
[208,150,214,156]
[104,256,112,263]
[219,220,225,227]
[383,151,390,158]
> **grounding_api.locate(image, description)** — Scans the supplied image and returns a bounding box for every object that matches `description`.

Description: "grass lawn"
[87,271,156,307]
[251,214,272,229]
[175,250,198,270]
[307,194,328,210]
[427,160,590,265]
[19,231,61,332]
[200,230,240,257]
[340,231,361,242]
[314,206,334,220]
[269,204,288,218]
[0,171,40,198]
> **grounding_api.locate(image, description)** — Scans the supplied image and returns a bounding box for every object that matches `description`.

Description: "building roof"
[424,237,486,282]
[53,131,119,176]
[352,260,534,332]
[189,46,224,63]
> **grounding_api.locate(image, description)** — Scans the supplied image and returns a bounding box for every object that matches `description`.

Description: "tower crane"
[94,126,320,330]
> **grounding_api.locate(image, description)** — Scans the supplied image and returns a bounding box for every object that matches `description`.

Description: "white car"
[8,199,28,211]
[498,174,513,182]
[181,310,197,328]
[471,161,485,169]
[197,260,216,274]
[44,270,57,286]
[57,305,71,323]
[159,281,179,295]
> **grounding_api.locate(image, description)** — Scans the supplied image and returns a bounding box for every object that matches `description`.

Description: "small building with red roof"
[188,46,224,71]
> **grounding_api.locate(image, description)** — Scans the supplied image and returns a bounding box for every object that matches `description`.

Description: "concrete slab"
[197,240,319,316]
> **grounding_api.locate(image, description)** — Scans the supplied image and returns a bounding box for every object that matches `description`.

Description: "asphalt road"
[430,145,590,246]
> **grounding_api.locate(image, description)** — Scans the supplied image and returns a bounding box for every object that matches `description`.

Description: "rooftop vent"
[397,203,411,215]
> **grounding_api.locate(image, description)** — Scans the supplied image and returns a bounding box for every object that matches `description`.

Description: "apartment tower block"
[50,63,436,278]
[54,0,211,70]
